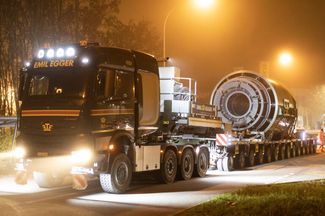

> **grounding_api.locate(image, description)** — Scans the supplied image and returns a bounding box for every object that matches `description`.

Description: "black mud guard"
[101,130,134,174]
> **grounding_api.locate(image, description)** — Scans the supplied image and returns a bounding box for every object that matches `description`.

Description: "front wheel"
[100,153,132,194]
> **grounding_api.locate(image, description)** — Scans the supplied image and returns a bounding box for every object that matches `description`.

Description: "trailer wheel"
[301,145,306,155]
[100,153,132,194]
[285,145,291,159]
[194,149,209,177]
[313,143,317,154]
[291,145,296,157]
[222,156,234,171]
[247,150,255,167]
[279,145,285,160]
[273,145,279,161]
[180,149,194,180]
[33,171,64,188]
[257,149,264,164]
[306,144,310,154]
[309,143,313,154]
[161,149,177,184]
[264,147,272,163]
[296,145,301,156]
[237,151,246,169]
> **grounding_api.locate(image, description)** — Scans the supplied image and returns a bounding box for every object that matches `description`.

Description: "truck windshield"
[26,71,88,99]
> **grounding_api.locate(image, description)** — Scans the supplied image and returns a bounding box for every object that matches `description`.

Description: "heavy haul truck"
[15,42,223,193]
[14,42,317,193]
[209,71,317,171]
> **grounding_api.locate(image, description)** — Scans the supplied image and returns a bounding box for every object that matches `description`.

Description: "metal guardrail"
[0,116,17,128]
[0,116,17,151]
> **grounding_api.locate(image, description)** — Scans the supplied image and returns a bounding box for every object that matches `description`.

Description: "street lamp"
[162,0,215,66]
[194,0,215,9]
[278,52,293,67]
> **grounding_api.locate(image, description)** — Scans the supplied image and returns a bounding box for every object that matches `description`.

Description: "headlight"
[14,147,26,159]
[71,149,92,164]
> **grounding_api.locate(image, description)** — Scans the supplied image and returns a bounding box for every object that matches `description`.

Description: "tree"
[0,0,161,116]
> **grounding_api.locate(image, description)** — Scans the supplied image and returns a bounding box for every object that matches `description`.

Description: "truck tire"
[180,148,194,180]
[100,153,132,194]
[222,156,234,171]
[194,149,209,177]
[161,149,177,184]
[264,147,271,163]
[237,151,245,170]
[33,171,64,188]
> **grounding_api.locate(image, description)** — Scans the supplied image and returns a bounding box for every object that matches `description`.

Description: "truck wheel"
[33,171,64,188]
[264,147,271,163]
[222,156,234,171]
[194,149,209,177]
[247,150,255,167]
[180,149,194,180]
[237,151,245,169]
[100,153,132,194]
[161,149,177,184]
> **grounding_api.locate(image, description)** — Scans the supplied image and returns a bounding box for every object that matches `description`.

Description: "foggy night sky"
[120,0,325,103]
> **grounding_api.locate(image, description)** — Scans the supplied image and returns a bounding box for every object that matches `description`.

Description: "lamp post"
[162,0,215,66]
[163,6,177,66]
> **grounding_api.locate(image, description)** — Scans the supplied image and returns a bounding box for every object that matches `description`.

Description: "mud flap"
[15,170,27,185]
[72,174,88,190]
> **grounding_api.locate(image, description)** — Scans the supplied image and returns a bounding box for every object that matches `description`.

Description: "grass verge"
[177,180,325,216]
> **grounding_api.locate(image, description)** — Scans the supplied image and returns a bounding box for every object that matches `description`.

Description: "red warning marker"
[72,174,88,190]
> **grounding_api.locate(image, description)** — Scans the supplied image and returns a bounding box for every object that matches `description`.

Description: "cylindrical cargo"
[210,71,297,141]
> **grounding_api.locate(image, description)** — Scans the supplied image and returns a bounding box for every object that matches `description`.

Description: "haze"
[120,0,325,96]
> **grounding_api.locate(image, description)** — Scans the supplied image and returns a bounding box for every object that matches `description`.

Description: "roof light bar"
[56,48,64,58]
[66,47,76,57]
[36,47,76,59]
[37,49,45,58]
[46,49,55,58]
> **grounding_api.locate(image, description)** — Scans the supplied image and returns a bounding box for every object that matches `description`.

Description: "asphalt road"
[1,153,325,216]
